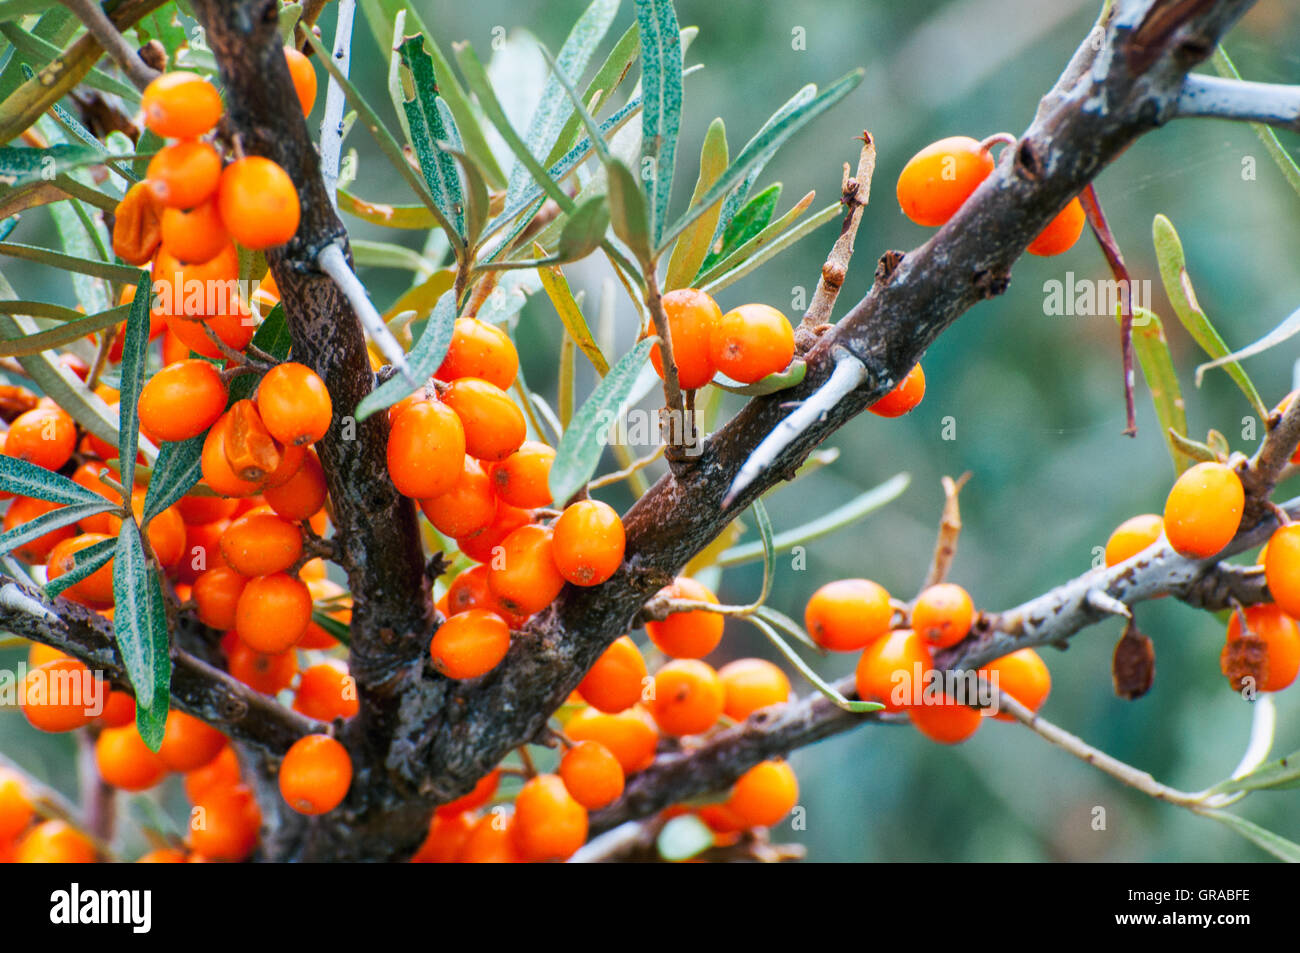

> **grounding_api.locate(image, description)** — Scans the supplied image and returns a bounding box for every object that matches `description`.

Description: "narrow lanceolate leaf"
[1202,810,1300,863]
[117,277,153,490]
[0,303,128,357]
[664,117,728,290]
[45,536,116,599]
[309,609,352,647]
[385,269,455,323]
[441,142,491,247]
[751,497,775,609]
[1122,307,1194,474]
[559,331,576,428]
[658,70,863,254]
[355,290,458,421]
[696,188,809,286]
[607,158,652,262]
[398,34,466,238]
[0,500,117,557]
[337,189,438,229]
[1152,215,1266,419]
[713,360,807,396]
[746,614,882,713]
[301,30,464,251]
[634,0,683,246]
[505,0,620,209]
[549,337,655,503]
[0,454,113,505]
[0,241,141,282]
[538,258,610,375]
[657,813,714,862]
[555,197,611,263]
[699,200,840,297]
[114,521,170,743]
[543,22,640,169]
[1213,46,1300,199]
[0,23,140,102]
[699,182,780,276]
[717,473,911,567]
[1207,747,1300,796]
[1194,304,1300,388]
[143,436,204,523]
[0,143,111,187]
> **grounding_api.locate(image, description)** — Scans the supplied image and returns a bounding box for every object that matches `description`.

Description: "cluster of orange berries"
[112,62,310,360]
[806,577,1050,743]
[1103,447,1300,696]
[896,135,1086,256]
[651,287,926,415]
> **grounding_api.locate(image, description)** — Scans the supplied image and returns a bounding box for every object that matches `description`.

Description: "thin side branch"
[317,243,414,383]
[60,0,161,91]
[1176,73,1300,131]
[919,472,971,591]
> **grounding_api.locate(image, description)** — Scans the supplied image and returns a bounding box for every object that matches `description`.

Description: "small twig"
[1241,390,1300,510]
[919,472,971,591]
[202,321,257,367]
[589,444,666,490]
[797,131,876,338]
[515,746,537,779]
[317,243,415,384]
[60,0,161,91]
[317,0,354,208]
[76,728,116,844]
[643,269,688,459]
[723,348,867,508]
[1079,184,1137,437]
[1175,73,1300,132]
[86,325,117,393]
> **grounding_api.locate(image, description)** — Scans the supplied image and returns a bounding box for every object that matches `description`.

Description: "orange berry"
[46,533,115,606]
[15,819,96,863]
[436,770,501,818]
[559,741,625,810]
[159,710,227,773]
[183,745,241,803]
[565,706,659,775]
[651,288,722,389]
[1163,461,1244,558]
[221,400,282,483]
[112,180,163,265]
[907,694,983,744]
[235,572,313,653]
[147,140,222,210]
[188,783,260,861]
[164,304,255,357]
[284,47,317,115]
[645,577,724,659]
[490,441,555,508]
[0,769,34,842]
[457,503,532,564]
[420,457,497,538]
[912,583,975,649]
[1105,513,1164,566]
[96,724,168,791]
[294,662,358,722]
[1263,524,1300,619]
[513,773,588,862]
[153,242,240,318]
[1027,197,1086,256]
[202,411,266,498]
[458,808,522,863]
[262,441,307,490]
[552,499,625,586]
[651,659,725,736]
[725,759,798,828]
[387,399,466,499]
[220,510,302,576]
[804,578,893,651]
[443,564,519,623]
[160,198,230,267]
[896,136,994,226]
[4,405,76,471]
[263,449,327,521]
[486,524,566,616]
[710,303,794,384]
[3,496,76,564]
[855,629,932,712]
[430,609,511,680]
[869,363,925,417]
[217,156,301,250]
[179,494,240,526]
[256,362,332,446]
[141,71,223,138]
[411,810,477,863]
[138,359,228,443]
[226,641,298,695]
[577,636,648,713]
[194,566,246,630]
[279,734,352,815]
[97,690,136,729]
[717,658,791,721]
[980,648,1051,722]
[442,378,526,462]
[438,318,519,390]
[1224,604,1300,693]
[20,658,105,733]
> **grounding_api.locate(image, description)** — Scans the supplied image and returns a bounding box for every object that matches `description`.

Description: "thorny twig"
[919,472,971,592]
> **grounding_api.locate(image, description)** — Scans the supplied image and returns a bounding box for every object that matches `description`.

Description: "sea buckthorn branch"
[1175,73,1300,132]
[1239,387,1300,513]
[0,574,324,753]
[59,0,161,92]
[919,473,971,592]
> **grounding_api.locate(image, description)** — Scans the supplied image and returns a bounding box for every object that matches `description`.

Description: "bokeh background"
[4,0,1300,861]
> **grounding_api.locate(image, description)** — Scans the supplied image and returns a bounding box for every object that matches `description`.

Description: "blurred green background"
[5,0,1300,862]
